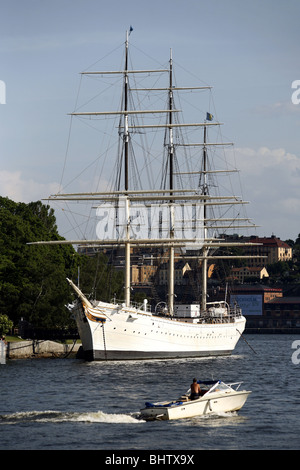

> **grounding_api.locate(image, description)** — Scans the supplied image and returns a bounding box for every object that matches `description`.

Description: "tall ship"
[32,30,258,360]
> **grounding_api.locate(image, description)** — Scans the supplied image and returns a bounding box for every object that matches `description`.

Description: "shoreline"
[5,339,81,359]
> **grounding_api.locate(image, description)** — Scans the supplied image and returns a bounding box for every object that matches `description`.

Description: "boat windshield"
[183,380,243,397]
[207,381,231,393]
[205,381,243,394]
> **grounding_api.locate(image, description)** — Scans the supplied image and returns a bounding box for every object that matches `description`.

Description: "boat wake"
[0,410,144,425]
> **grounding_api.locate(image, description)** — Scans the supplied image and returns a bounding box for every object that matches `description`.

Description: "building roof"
[232,285,282,294]
[266,297,300,305]
[231,267,267,273]
[249,236,291,249]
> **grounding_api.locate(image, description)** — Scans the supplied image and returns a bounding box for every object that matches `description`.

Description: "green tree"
[0,197,79,328]
[78,252,124,302]
[0,314,13,336]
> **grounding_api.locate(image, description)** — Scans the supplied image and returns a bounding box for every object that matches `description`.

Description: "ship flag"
[206,112,213,121]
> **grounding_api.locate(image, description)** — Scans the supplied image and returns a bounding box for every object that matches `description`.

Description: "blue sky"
[1,0,300,241]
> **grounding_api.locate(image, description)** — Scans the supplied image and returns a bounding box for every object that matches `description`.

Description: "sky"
[1,0,300,241]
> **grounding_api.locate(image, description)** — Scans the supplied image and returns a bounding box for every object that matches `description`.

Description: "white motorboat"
[140,380,251,421]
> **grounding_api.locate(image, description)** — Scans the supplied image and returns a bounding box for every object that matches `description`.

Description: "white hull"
[72,298,246,361]
[140,388,251,421]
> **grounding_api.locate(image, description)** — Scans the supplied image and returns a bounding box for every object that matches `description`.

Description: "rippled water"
[1,335,300,450]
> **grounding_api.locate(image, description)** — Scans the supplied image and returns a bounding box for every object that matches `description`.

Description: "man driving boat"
[190,378,201,400]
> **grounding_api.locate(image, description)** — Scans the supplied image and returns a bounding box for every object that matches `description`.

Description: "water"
[1,335,300,450]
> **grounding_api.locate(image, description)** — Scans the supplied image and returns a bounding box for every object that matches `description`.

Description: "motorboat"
[140,380,251,421]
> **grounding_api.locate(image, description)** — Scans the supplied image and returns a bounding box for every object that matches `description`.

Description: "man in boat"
[190,378,201,400]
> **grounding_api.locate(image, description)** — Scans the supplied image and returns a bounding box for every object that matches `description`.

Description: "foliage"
[0,197,125,331]
[78,252,124,303]
[0,197,79,328]
[209,245,246,282]
[0,314,13,336]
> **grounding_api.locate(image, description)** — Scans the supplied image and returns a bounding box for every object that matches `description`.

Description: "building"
[230,285,300,331]
[264,297,300,327]
[229,266,269,283]
[245,235,292,267]
[131,264,158,285]
[230,285,282,316]
[158,261,192,286]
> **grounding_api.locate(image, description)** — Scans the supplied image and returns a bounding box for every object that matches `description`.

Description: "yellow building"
[230,266,269,283]
[245,236,292,267]
[131,265,158,284]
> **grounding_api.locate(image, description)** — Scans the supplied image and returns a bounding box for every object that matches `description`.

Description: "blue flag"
[206,112,213,121]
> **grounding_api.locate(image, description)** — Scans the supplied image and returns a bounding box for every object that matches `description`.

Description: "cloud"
[0,170,59,203]
[1,146,299,241]
[234,146,300,239]
[254,100,300,118]
[236,146,300,175]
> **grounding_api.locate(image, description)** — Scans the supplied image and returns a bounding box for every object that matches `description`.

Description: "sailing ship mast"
[168,49,175,315]
[201,124,209,313]
[124,30,130,307]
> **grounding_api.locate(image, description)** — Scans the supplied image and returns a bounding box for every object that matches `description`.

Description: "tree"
[0,197,125,331]
[0,314,13,336]
[0,197,79,328]
[78,252,124,302]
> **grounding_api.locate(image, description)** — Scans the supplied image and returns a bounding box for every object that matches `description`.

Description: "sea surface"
[0,334,300,451]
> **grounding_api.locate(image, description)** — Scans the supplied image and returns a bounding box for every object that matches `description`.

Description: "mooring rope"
[236,329,258,354]
[102,323,108,360]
